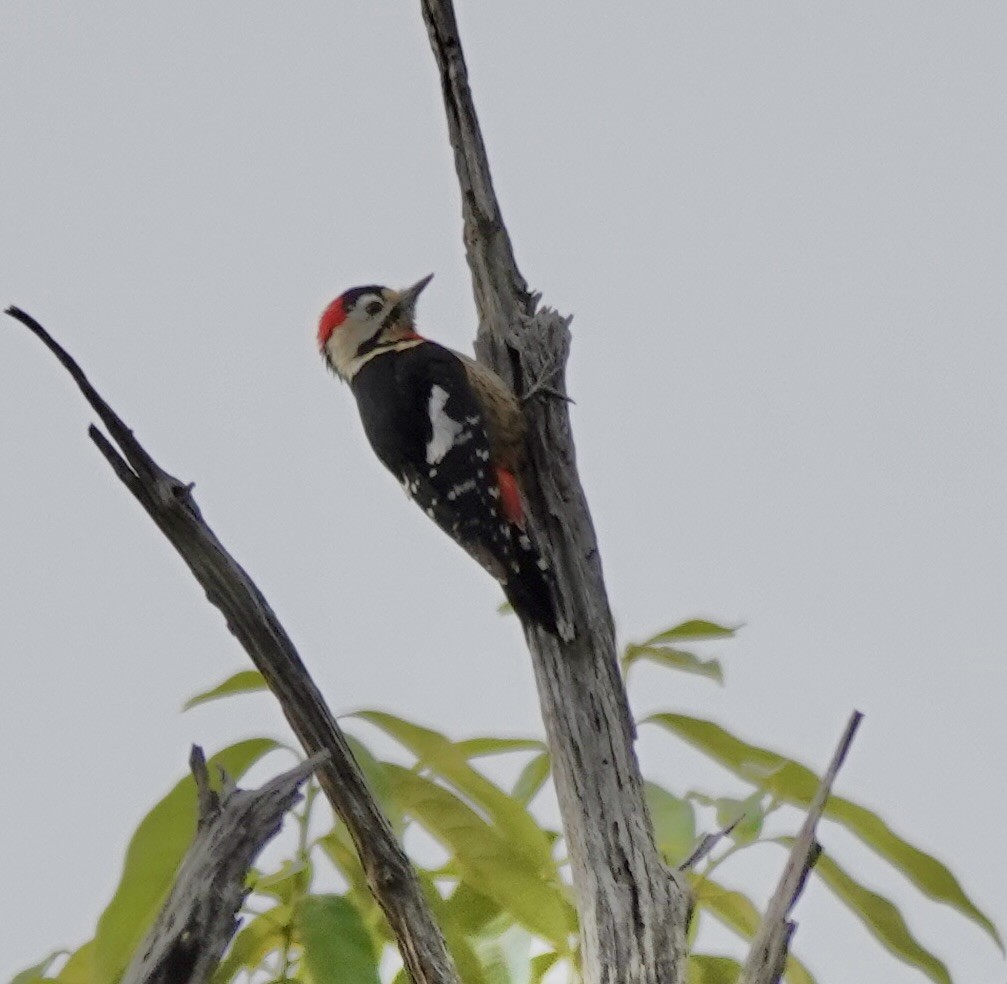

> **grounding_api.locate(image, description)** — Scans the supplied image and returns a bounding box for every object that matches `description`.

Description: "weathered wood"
[738,711,864,984]
[5,306,461,984]
[417,4,690,982]
[121,748,321,984]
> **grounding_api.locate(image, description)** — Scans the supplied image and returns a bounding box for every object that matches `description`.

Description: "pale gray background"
[1,3,1004,982]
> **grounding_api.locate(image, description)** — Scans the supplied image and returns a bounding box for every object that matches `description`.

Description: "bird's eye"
[365,300,383,316]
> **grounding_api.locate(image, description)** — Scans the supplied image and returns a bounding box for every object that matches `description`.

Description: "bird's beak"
[386,273,434,327]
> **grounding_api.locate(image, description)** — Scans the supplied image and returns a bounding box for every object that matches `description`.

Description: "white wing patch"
[426,384,465,465]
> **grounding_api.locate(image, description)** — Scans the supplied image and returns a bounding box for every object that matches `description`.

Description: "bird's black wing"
[353,342,513,577]
[351,341,560,634]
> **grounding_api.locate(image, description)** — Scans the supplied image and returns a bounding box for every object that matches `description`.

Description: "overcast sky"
[1,3,1004,982]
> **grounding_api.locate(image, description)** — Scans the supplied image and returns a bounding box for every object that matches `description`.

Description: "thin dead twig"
[738,710,864,984]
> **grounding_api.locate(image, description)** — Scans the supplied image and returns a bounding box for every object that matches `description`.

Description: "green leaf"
[426,871,517,984]
[822,798,1003,952]
[783,954,816,984]
[647,713,1002,949]
[252,858,311,905]
[778,839,951,984]
[529,952,560,984]
[53,940,95,984]
[622,644,723,684]
[212,906,291,983]
[9,951,64,984]
[316,826,378,926]
[443,924,494,984]
[693,878,816,984]
[455,737,546,759]
[715,792,764,844]
[693,878,761,936]
[645,782,696,865]
[296,894,380,984]
[415,873,494,984]
[183,669,268,710]
[474,924,533,984]
[642,619,738,645]
[351,711,554,872]
[384,764,575,950]
[342,733,404,838]
[92,738,280,984]
[512,753,551,805]
[8,971,43,984]
[444,882,504,937]
[687,954,743,984]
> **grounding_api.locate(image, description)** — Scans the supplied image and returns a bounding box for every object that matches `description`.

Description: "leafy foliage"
[297,895,381,984]
[10,620,999,984]
[646,713,1001,950]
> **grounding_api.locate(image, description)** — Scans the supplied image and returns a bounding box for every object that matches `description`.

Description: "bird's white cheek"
[326,324,368,379]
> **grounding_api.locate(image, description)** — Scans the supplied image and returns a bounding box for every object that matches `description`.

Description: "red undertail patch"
[495,466,524,527]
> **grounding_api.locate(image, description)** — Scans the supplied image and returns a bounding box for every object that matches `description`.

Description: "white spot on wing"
[426,385,464,465]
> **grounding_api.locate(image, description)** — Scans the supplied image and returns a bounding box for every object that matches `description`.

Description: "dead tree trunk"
[419,3,690,982]
[417,8,862,984]
[120,747,321,984]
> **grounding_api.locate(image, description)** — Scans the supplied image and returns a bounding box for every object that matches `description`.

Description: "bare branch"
[6,306,460,984]
[121,748,323,984]
[678,816,743,873]
[189,745,220,823]
[416,6,690,983]
[739,710,864,984]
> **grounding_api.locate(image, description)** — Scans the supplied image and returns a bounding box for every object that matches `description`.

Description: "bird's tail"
[504,530,571,639]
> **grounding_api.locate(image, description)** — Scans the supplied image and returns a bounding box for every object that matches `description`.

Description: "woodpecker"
[318,274,563,636]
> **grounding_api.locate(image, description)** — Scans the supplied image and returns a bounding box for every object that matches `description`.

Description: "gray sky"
[1,3,1004,981]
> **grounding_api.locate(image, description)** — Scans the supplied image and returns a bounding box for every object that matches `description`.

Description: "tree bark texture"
[418,4,690,982]
[6,306,460,984]
[121,747,320,984]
